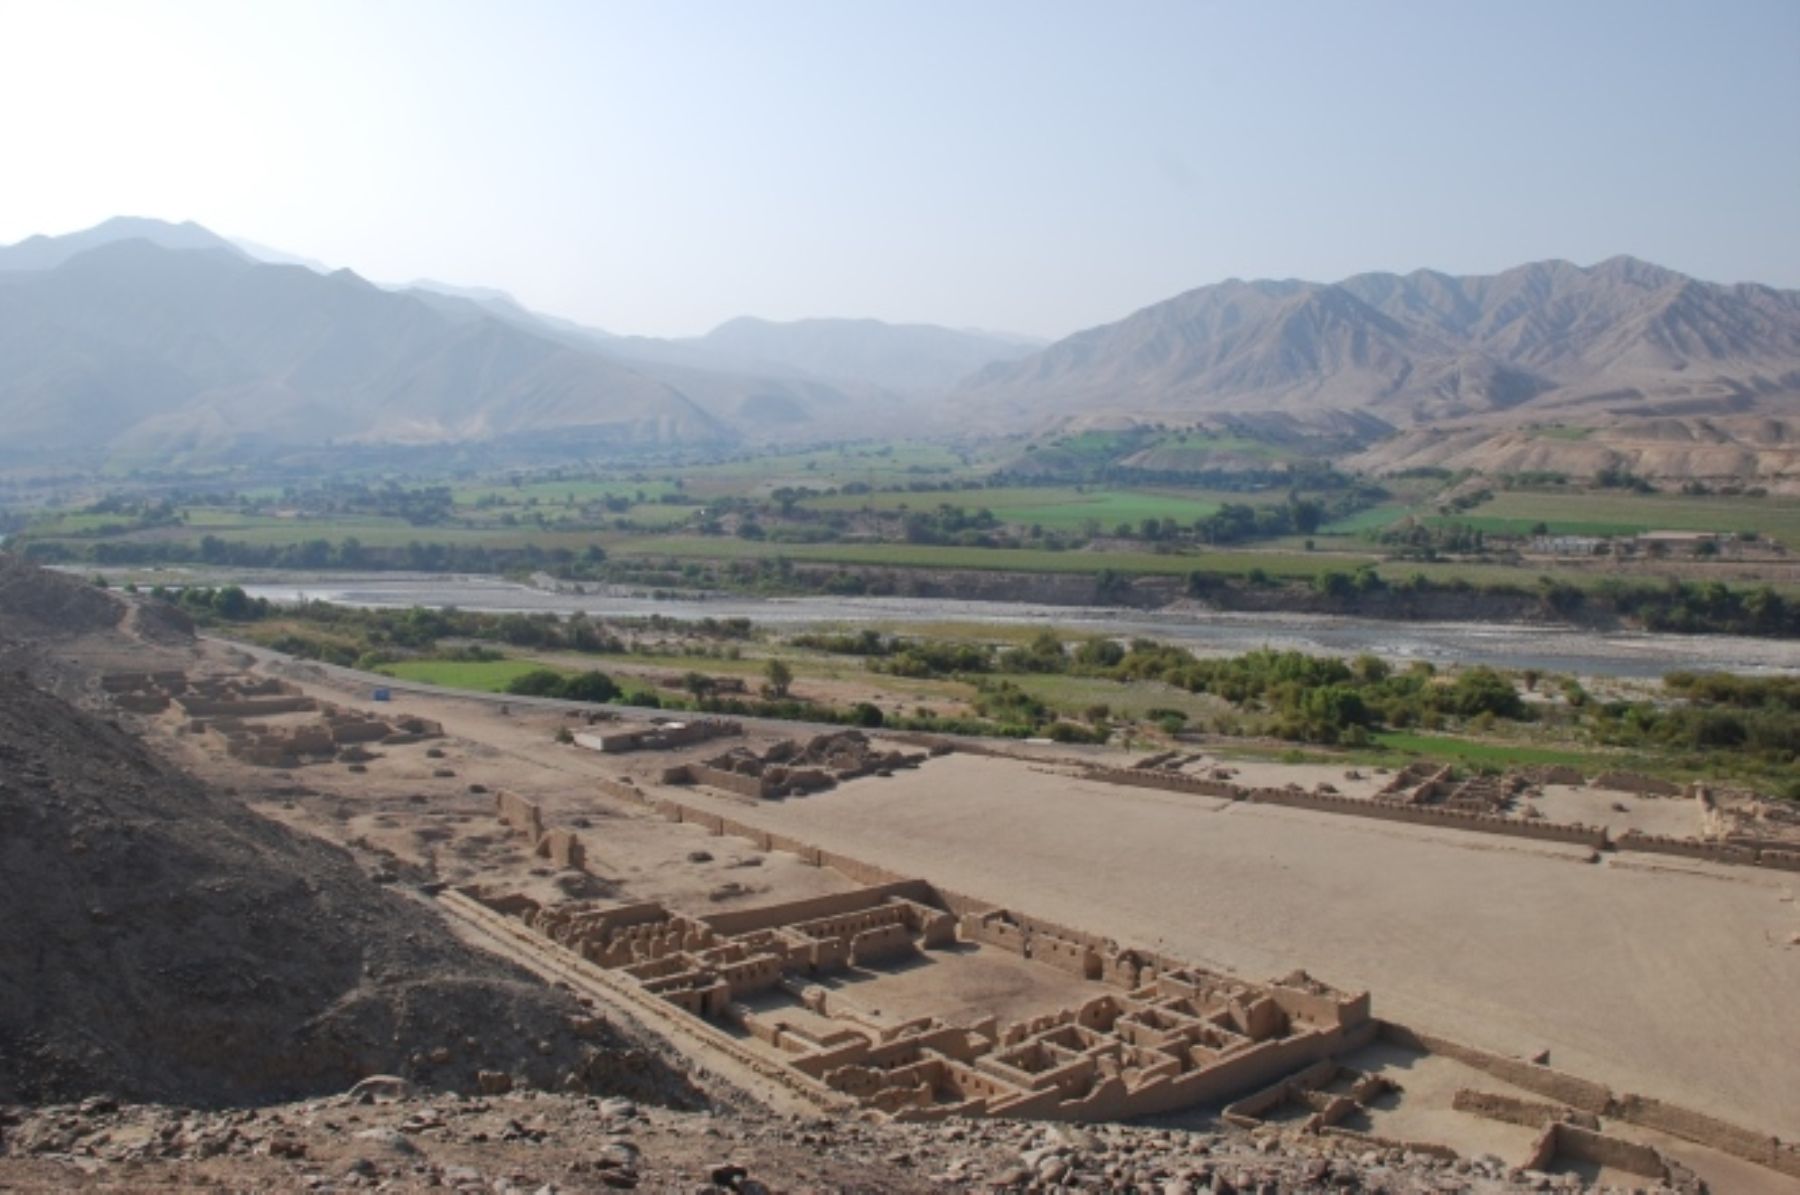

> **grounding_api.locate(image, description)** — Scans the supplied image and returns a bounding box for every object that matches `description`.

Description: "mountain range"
[3,217,1798,478]
[956,257,1800,430]
[0,219,1035,467]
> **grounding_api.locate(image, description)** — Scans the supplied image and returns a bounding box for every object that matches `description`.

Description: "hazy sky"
[2,1,1796,339]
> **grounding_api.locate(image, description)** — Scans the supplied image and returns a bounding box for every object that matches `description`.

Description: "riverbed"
[169,570,1800,679]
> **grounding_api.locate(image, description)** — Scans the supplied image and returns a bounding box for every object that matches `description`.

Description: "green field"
[375,657,569,691]
[609,535,1384,577]
[1430,490,1800,548]
[673,443,977,497]
[1370,731,1633,772]
[1320,503,1408,535]
[451,478,681,506]
[800,485,1259,530]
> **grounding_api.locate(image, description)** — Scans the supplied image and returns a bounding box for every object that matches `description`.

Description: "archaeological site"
[1,555,1796,1193]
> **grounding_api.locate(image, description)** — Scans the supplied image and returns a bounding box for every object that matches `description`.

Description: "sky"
[1,0,1796,340]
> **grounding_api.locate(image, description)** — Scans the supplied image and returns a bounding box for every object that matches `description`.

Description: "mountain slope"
[956,257,1800,432]
[0,239,732,465]
[0,216,247,272]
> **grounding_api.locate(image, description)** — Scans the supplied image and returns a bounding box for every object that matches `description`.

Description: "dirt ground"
[660,754,1800,1142]
[1532,784,1704,837]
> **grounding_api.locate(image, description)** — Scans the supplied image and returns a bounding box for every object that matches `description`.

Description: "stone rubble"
[0,1089,1670,1193]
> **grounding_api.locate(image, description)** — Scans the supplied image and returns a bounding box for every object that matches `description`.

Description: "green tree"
[763,658,794,698]
[560,671,620,704]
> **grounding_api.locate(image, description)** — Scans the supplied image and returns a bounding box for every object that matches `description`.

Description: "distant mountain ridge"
[0,217,1042,465]
[956,257,1800,430]
[0,217,247,272]
[0,237,729,466]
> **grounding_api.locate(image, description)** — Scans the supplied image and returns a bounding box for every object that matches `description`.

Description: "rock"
[600,1098,638,1120]
[351,1127,417,1155]
[478,1070,514,1094]
[709,1162,748,1186]
[1054,1125,1101,1152]
[347,1075,413,1103]
[687,850,714,863]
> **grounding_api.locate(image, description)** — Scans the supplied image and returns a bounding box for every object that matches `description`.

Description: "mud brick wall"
[494,790,546,842]
[1607,1093,1800,1179]
[1084,767,1241,800]
[1245,787,1609,848]
[1379,1023,1612,1114]
[684,764,775,799]
[595,776,647,803]
[1451,1089,1597,1130]
[537,828,586,871]
[1550,1123,1668,1179]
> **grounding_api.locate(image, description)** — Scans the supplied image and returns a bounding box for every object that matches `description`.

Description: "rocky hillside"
[0,559,688,1107]
[956,257,1800,441]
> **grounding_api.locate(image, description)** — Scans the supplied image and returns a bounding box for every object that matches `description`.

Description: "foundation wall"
[1607,1093,1800,1179]
[595,776,645,803]
[1551,1122,1668,1179]
[1380,1023,1611,1113]
[700,881,940,937]
[1244,786,1609,848]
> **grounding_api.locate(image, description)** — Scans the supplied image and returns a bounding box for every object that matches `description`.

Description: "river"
[205,571,1800,680]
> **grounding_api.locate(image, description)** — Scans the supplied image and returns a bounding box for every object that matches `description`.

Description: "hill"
[0,556,689,1106]
[0,238,733,467]
[955,258,1800,483]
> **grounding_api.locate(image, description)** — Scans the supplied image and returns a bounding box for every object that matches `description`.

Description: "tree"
[560,671,620,704]
[763,658,794,699]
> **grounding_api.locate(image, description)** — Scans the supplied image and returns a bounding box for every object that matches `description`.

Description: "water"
[219,571,1800,680]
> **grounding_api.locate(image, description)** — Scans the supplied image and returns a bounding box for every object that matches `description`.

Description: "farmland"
[1427,489,1800,548]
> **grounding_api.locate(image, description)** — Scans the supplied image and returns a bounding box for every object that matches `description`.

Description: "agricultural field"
[1428,489,1800,548]
[606,534,1381,577]
[375,657,571,691]
[671,441,980,497]
[798,485,1274,530]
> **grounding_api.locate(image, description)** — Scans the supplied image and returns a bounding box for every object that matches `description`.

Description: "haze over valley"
[4,216,1797,488]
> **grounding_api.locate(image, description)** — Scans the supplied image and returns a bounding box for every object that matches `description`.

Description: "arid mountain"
[0,238,732,467]
[607,316,1041,396]
[956,257,1800,433]
[0,216,247,272]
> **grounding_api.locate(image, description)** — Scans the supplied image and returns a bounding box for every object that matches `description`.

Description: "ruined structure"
[1080,759,1800,872]
[573,718,741,755]
[663,731,927,799]
[103,671,441,768]
[493,790,587,872]
[468,881,1371,1123]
